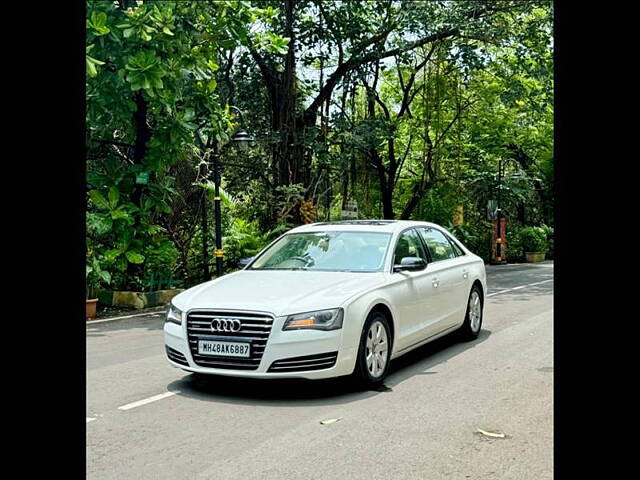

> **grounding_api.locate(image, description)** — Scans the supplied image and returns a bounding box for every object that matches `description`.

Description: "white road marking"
[86,311,165,325]
[487,278,553,297]
[118,391,179,411]
[86,417,96,423]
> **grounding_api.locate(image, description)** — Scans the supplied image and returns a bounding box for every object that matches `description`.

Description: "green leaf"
[88,11,110,35]
[125,251,145,264]
[87,212,113,235]
[89,190,110,209]
[99,270,112,284]
[86,55,105,78]
[124,50,166,92]
[110,208,130,221]
[108,186,119,207]
[104,249,123,261]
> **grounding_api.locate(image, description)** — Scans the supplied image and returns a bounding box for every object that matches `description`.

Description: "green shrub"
[143,239,180,290]
[447,221,492,263]
[223,218,271,271]
[518,226,548,253]
[507,226,525,262]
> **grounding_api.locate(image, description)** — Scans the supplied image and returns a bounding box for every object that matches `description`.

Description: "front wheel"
[458,285,484,341]
[353,311,392,387]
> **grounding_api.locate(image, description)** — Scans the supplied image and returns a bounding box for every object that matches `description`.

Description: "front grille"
[268,351,338,372]
[187,310,274,370]
[165,346,189,366]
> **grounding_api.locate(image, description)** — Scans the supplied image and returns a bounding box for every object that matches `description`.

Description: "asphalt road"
[87,262,553,480]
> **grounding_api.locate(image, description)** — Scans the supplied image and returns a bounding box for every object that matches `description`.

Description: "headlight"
[282,308,343,331]
[166,302,183,325]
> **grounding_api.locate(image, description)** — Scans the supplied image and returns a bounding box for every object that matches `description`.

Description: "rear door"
[442,230,476,322]
[417,227,469,329]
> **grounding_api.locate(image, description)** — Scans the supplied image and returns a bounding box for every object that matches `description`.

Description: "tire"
[353,311,392,387]
[458,284,484,341]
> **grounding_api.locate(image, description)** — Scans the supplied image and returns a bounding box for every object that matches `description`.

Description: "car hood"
[173,270,388,317]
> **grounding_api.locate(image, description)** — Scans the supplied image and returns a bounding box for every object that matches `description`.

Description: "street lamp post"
[495,158,505,263]
[208,110,255,278]
[212,143,223,278]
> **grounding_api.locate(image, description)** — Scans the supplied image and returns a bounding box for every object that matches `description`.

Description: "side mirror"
[393,256,427,273]
[238,257,255,269]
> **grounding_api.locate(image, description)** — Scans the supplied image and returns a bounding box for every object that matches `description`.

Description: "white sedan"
[164,220,486,386]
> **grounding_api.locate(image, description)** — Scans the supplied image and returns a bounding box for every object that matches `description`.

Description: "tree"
[86,0,285,289]
[231,0,546,222]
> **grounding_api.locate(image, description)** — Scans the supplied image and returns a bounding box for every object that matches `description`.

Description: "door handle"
[432,278,439,288]
[462,271,468,279]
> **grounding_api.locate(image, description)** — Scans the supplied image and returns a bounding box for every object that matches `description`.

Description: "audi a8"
[164,220,486,385]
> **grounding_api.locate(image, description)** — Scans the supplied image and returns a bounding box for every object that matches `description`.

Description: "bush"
[507,226,525,262]
[143,239,180,290]
[518,226,548,253]
[223,218,271,271]
[447,221,493,263]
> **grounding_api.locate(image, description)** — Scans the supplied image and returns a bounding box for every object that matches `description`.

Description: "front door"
[386,228,440,352]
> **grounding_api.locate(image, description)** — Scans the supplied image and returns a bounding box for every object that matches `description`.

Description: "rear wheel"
[353,311,392,387]
[458,285,483,341]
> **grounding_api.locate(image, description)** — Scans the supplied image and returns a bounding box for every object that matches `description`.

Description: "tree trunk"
[131,89,151,207]
[126,89,152,287]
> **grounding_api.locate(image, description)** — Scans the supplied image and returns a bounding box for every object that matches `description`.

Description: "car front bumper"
[163,317,358,380]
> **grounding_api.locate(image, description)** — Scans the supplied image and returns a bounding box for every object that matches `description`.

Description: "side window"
[419,228,457,262]
[393,229,427,264]
[446,235,465,257]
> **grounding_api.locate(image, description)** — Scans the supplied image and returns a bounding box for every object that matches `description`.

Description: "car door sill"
[392,324,460,358]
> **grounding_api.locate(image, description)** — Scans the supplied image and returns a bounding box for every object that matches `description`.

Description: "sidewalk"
[486,260,554,271]
[88,304,168,324]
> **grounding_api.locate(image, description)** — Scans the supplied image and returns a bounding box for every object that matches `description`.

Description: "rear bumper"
[164,319,358,380]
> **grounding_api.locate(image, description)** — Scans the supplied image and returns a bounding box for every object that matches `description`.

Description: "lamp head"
[231,129,255,151]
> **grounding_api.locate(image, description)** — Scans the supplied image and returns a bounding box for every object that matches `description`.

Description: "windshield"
[250,231,391,272]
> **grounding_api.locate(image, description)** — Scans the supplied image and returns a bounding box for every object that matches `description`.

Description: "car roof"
[288,220,444,234]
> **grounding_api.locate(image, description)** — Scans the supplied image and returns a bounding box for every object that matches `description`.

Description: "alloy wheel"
[469,290,482,332]
[365,320,388,378]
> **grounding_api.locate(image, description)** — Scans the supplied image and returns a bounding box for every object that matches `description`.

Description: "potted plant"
[518,226,549,263]
[86,254,111,320]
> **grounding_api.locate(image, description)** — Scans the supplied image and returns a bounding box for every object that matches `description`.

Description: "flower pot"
[525,252,545,263]
[86,298,98,320]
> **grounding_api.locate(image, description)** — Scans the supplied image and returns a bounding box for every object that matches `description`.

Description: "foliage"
[448,220,493,263]
[222,218,271,271]
[142,239,180,290]
[86,247,111,299]
[86,0,286,290]
[86,1,553,290]
[506,221,526,262]
[518,226,549,253]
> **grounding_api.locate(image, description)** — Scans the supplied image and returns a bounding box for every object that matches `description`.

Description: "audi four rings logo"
[210,318,242,332]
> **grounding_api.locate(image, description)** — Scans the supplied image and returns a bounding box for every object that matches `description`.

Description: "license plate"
[198,340,250,358]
